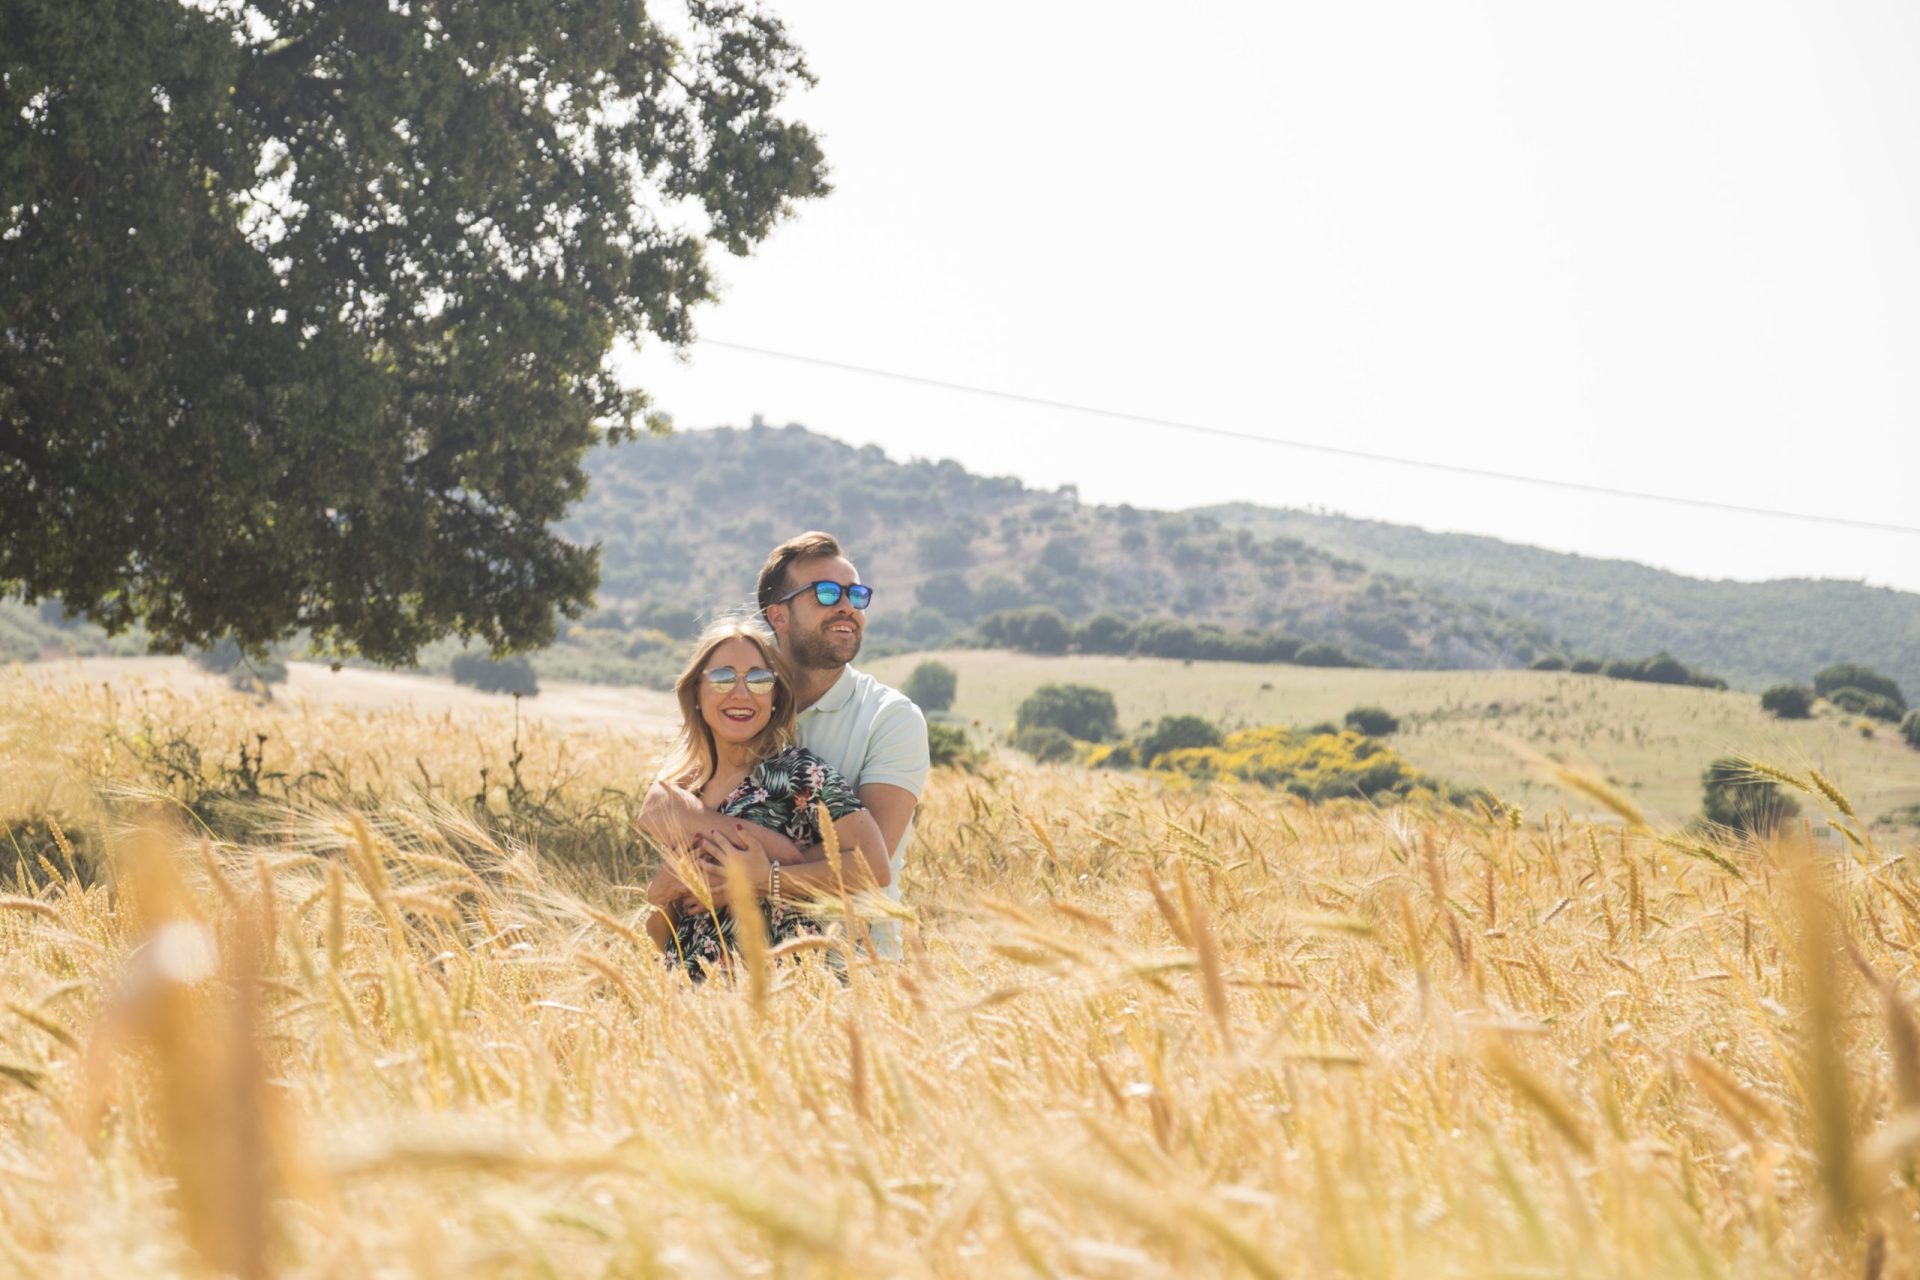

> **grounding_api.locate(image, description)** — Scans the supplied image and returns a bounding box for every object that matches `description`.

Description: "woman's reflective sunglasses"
[702,665,779,696]
[773,581,873,610]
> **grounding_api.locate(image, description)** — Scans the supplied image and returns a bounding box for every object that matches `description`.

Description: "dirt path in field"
[18,656,682,738]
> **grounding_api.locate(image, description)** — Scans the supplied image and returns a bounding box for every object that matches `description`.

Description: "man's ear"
[765,603,789,639]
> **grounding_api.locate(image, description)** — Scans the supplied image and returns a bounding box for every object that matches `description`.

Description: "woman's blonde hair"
[656,616,797,789]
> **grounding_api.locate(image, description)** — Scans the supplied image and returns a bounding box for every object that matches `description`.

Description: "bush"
[1904,709,1920,750]
[1599,652,1725,690]
[1293,642,1361,668]
[1015,683,1119,742]
[1827,686,1904,722]
[1760,684,1813,719]
[1137,715,1221,764]
[1010,724,1076,763]
[1344,706,1400,736]
[927,722,976,768]
[1700,757,1800,837]
[1529,655,1568,672]
[1569,658,1603,674]
[903,661,958,712]
[450,652,539,696]
[1813,663,1907,712]
[1153,725,1434,803]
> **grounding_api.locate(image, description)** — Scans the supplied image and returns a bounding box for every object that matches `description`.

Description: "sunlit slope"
[868,650,1920,825]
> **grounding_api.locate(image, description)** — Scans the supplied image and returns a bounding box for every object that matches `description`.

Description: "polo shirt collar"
[803,666,857,715]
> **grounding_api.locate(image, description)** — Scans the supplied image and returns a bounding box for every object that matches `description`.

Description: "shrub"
[1700,757,1800,837]
[927,722,975,768]
[1904,709,1920,750]
[1529,655,1568,672]
[450,652,539,696]
[1015,684,1119,742]
[1599,652,1725,690]
[1138,715,1221,764]
[1569,658,1603,674]
[1827,686,1904,722]
[1010,724,1076,763]
[1344,706,1400,736]
[1759,684,1813,719]
[1153,725,1434,803]
[1813,663,1906,712]
[1293,642,1361,668]
[903,661,958,712]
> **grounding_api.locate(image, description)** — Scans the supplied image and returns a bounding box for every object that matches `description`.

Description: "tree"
[1700,757,1799,838]
[1903,709,1920,750]
[1813,664,1907,713]
[2,2,828,664]
[1015,684,1119,742]
[978,607,1071,655]
[903,661,957,713]
[1760,684,1813,719]
[1076,613,1134,654]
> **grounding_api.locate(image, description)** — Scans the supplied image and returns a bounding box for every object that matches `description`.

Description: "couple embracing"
[637,531,930,975]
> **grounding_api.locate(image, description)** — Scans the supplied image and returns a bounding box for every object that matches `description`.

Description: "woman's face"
[697,636,779,751]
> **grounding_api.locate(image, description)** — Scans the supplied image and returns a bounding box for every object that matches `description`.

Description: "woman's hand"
[693,825,773,905]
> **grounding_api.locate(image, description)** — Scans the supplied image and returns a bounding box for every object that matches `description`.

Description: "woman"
[637,617,889,976]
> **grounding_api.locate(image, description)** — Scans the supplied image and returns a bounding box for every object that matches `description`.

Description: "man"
[755,531,929,957]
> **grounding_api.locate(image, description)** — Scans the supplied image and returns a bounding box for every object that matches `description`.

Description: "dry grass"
[2,669,1917,1276]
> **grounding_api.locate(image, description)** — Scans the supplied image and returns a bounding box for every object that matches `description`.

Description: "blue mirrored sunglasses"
[702,665,778,696]
[773,581,872,610]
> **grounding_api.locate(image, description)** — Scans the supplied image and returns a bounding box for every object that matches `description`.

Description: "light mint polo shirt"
[796,665,930,957]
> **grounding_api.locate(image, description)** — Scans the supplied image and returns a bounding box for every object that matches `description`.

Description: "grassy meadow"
[868,650,1920,828]
[4,666,1920,1276]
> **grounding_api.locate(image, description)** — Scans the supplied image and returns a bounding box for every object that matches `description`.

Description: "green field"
[868,649,1920,827]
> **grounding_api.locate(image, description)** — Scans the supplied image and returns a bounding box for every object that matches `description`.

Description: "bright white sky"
[617,1,1920,592]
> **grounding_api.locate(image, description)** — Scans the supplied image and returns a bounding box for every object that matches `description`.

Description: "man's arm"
[637,781,806,864]
[858,783,918,865]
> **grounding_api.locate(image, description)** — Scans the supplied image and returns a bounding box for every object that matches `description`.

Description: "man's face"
[768,553,865,670]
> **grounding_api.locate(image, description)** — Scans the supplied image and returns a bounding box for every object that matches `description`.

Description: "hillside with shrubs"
[560,422,1553,673]
[1207,503,1920,694]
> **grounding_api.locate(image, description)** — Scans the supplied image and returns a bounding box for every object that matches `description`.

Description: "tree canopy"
[1,0,827,663]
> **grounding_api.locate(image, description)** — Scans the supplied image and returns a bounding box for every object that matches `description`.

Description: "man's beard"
[788,620,860,670]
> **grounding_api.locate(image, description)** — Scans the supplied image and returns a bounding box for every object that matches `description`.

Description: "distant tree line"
[977,606,1363,668]
[1530,651,1726,689]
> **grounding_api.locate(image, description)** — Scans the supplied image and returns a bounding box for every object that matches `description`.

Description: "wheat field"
[2,670,1915,1277]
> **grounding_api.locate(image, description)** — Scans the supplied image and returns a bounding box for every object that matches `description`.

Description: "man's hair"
[756,531,844,612]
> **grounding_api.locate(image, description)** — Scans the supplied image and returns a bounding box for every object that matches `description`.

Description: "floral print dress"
[666,746,865,978]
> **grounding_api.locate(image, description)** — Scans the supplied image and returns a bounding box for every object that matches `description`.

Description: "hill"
[1202,504,1920,694]
[562,421,1552,669]
[866,649,1920,828]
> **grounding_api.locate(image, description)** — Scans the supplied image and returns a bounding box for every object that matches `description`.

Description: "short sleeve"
[860,697,931,798]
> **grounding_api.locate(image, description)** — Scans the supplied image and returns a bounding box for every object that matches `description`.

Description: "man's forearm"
[642,785,803,863]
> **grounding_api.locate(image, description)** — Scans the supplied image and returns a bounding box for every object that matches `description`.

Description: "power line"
[700,338,1920,538]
